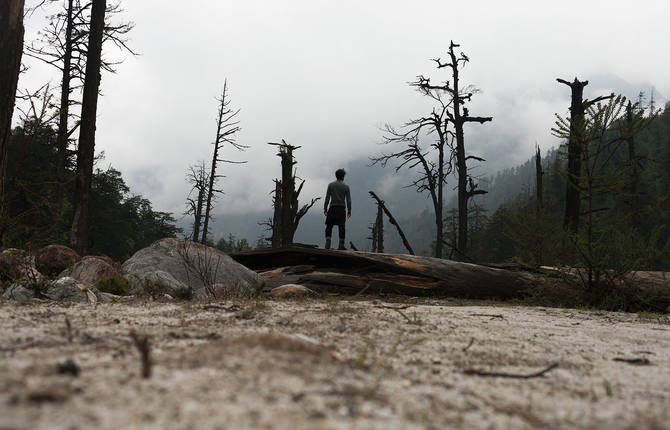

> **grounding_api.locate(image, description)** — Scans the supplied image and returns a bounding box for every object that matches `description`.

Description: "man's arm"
[324,184,331,215]
[346,185,352,217]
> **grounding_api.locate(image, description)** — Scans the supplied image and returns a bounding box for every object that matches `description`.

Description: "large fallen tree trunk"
[231,246,544,299]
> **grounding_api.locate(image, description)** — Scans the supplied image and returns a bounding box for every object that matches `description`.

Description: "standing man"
[324,168,351,250]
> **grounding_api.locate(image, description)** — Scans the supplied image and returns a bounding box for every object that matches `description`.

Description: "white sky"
[18,0,670,217]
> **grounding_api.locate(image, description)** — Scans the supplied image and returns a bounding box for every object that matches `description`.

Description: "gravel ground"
[1,297,669,429]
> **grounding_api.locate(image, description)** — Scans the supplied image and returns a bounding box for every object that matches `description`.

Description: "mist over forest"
[2,0,670,282]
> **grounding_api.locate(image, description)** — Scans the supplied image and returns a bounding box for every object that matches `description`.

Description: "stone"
[121,238,264,300]
[59,256,120,287]
[0,248,43,282]
[270,284,317,299]
[2,283,35,301]
[85,255,120,271]
[34,245,81,277]
[45,277,97,303]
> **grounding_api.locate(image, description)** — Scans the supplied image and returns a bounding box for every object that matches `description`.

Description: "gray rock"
[35,245,81,277]
[121,238,264,300]
[97,292,120,303]
[59,256,120,287]
[45,277,97,303]
[270,284,317,299]
[2,283,36,301]
[0,248,43,283]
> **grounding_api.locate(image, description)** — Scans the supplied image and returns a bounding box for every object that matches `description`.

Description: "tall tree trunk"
[375,203,384,253]
[452,61,469,258]
[271,179,282,247]
[70,0,106,255]
[435,135,444,259]
[535,145,543,212]
[557,78,588,233]
[0,0,25,245]
[192,181,205,241]
[279,146,294,247]
[201,92,227,245]
[54,0,75,229]
[625,102,640,233]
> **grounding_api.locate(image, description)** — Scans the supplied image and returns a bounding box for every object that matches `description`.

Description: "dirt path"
[1,298,669,429]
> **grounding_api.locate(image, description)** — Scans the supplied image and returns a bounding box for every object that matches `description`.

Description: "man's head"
[335,168,346,180]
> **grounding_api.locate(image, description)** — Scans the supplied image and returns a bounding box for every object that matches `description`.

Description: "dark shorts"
[326,206,346,226]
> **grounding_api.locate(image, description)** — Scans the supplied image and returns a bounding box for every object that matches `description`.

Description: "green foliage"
[215,233,251,253]
[471,102,670,272]
[94,276,131,296]
[2,124,181,260]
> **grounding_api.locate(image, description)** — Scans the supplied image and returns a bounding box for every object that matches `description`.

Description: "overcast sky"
[19,0,670,219]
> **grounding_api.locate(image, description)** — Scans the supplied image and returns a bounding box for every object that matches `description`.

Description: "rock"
[86,255,120,271]
[131,269,190,299]
[270,284,317,299]
[0,248,43,282]
[34,245,81,277]
[121,238,264,300]
[59,256,120,287]
[45,277,97,303]
[97,292,120,303]
[2,283,36,301]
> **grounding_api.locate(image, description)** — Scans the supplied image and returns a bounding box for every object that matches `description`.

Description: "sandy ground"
[1,297,669,430]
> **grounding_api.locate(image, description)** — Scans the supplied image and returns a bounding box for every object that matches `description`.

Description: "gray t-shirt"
[324,180,351,212]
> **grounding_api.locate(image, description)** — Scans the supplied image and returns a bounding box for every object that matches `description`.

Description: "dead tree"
[535,145,543,213]
[268,140,319,246]
[0,0,25,244]
[70,0,106,255]
[625,101,641,233]
[375,202,384,253]
[369,191,414,255]
[184,161,208,241]
[26,0,136,227]
[414,41,492,258]
[368,222,377,252]
[271,179,282,247]
[555,77,613,232]
[372,122,450,258]
[200,80,245,244]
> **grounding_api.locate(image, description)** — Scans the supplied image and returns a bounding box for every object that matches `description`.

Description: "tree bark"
[375,203,384,253]
[535,145,543,212]
[271,179,281,247]
[557,77,588,233]
[232,246,535,300]
[70,0,106,255]
[54,0,75,228]
[625,102,640,233]
[0,0,25,245]
[279,145,294,246]
[369,191,414,255]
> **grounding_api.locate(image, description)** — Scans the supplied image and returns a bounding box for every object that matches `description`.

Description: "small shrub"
[95,276,132,296]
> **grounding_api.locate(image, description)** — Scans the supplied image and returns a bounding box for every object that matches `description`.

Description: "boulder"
[121,238,264,299]
[45,277,97,303]
[59,256,120,287]
[2,283,35,301]
[86,255,120,271]
[0,248,43,282]
[270,284,317,299]
[35,245,81,277]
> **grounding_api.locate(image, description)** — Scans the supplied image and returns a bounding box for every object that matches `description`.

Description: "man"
[323,168,351,250]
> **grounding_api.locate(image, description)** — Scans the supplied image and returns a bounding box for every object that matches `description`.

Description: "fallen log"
[231,246,542,300]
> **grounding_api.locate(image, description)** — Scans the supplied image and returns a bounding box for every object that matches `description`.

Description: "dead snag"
[369,191,414,255]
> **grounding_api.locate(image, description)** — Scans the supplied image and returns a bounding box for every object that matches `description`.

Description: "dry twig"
[463,362,559,379]
[613,357,651,365]
[129,331,152,378]
[462,337,475,352]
